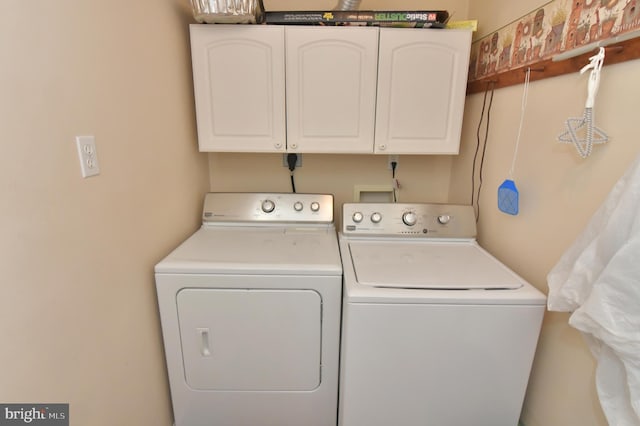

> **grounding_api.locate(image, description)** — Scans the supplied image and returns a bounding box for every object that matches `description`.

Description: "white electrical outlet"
[76,135,100,178]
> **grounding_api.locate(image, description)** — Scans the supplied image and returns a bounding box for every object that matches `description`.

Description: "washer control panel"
[342,203,476,238]
[202,193,334,224]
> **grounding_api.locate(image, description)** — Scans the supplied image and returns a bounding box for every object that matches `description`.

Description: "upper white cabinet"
[285,27,379,153]
[189,24,471,154]
[375,29,471,154]
[190,25,286,152]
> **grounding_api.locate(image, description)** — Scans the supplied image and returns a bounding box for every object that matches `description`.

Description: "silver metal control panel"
[342,203,476,238]
[202,193,334,224]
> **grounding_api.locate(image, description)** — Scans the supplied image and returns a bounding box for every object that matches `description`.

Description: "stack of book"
[263,10,450,28]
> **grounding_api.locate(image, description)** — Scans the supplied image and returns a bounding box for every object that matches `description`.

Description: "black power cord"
[390,160,398,202]
[287,153,298,193]
[471,81,495,223]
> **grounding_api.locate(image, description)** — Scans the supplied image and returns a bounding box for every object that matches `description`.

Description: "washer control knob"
[310,202,320,212]
[261,199,275,213]
[437,214,451,225]
[402,211,417,226]
[370,212,382,224]
[352,212,364,223]
[293,201,304,211]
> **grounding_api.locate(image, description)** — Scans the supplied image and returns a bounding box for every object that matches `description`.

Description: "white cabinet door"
[374,29,471,154]
[190,25,286,152]
[285,27,378,153]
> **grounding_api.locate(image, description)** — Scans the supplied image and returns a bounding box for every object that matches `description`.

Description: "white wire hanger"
[557,47,609,158]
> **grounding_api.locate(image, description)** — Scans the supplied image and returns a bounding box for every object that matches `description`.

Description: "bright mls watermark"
[0,404,68,425]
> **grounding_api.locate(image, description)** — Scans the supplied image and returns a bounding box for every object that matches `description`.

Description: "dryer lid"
[348,240,523,290]
[156,226,342,275]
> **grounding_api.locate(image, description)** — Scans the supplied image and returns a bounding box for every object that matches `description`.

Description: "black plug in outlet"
[282,154,302,168]
[287,153,298,172]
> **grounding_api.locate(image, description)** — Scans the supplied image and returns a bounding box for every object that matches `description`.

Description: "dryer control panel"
[342,203,476,238]
[202,193,334,224]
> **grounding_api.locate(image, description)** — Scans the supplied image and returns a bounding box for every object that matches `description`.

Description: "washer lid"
[348,240,523,290]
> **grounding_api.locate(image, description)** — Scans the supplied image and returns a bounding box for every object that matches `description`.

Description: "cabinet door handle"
[197,327,211,357]
[378,144,387,151]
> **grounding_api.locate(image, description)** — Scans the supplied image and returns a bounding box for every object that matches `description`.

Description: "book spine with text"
[264,10,449,26]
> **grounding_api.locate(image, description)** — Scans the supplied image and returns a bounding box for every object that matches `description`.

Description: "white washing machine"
[155,193,342,426]
[338,202,546,426]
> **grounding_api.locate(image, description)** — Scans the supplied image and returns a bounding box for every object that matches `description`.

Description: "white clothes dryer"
[338,203,546,426]
[155,193,342,426]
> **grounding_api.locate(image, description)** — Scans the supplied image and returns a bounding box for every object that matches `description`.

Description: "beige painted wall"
[451,1,640,425]
[0,1,209,425]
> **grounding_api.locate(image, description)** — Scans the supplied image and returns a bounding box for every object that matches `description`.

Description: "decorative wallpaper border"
[469,0,640,82]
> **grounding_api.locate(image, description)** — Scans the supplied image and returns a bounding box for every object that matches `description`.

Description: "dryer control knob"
[310,202,320,212]
[261,199,275,213]
[294,201,304,211]
[370,212,382,223]
[352,212,364,223]
[402,211,417,226]
[437,214,451,225]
